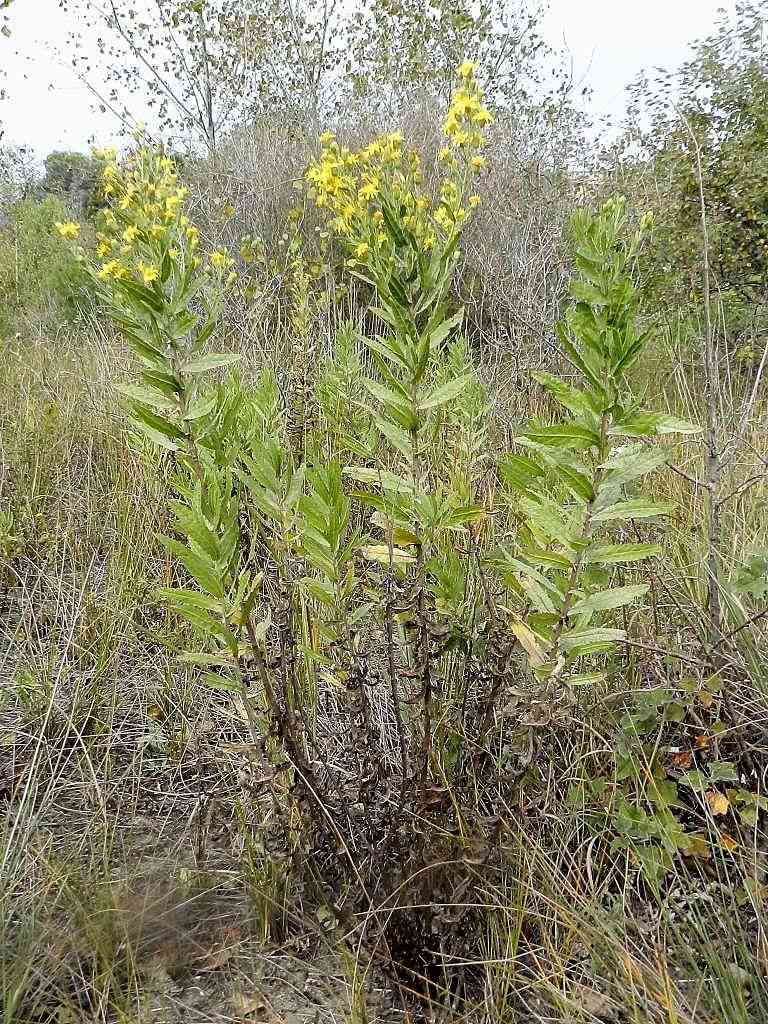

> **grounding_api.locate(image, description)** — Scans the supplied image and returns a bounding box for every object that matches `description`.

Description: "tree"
[623,0,768,304]
[60,0,351,152]
[59,0,568,153]
[42,150,102,215]
[346,0,554,118]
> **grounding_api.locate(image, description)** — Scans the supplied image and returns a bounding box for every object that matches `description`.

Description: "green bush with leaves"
[63,72,706,918]
[0,196,94,334]
[495,199,700,686]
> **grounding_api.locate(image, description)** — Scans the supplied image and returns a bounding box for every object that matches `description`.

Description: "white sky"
[0,0,738,156]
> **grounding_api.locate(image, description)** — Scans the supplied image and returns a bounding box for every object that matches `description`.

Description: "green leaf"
[116,382,177,412]
[373,415,412,457]
[520,546,573,570]
[560,626,626,653]
[570,280,609,306]
[592,499,674,522]
[156,587,221,614]
[202,672,243,694]
[552,463,594,502]
[556,323,606,394]
[362,378,413,415]
[300,578,337,606]
[609,412,701,437]
[131,403,187,443]
[183,393,217,421]
[520,423,601,450]
[520,495,572,547]
[161,536,226,599]
[425,308,464,352]
[601,445,669,485]
[499,454,545,493]
[360,544,416,566]
[419,374,472,411]
[344,466,413,493]
[181,352,242,374]
[566,672,607,686]
[569,584,650,615]
[531,371,590,415]
[586,543,661,564]
[130,419,180,452]
[708,761,739,784]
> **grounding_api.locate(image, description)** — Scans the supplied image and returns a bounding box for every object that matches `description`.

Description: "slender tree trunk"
[684,116,723,645]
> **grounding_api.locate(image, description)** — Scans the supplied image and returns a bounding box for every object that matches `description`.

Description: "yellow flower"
[319,130,336,146]
[209,249,230,269]
[359,180,379,202]
[473,108,493,127]
[96,240,112,258]
[137,261,159,286]
[452,92,476,117]
[469,195,482,208]
[354,242,370,259]
[97,259,126,281]
[458,60,478,80]
[471,156,487,171]
[55,221,80,240]
[123,225,140,244]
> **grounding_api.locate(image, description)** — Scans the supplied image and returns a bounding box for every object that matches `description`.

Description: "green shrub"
[0,196,95,335]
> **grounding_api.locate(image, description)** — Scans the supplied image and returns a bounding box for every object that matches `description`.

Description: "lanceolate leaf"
[419,374,473,411]
[360,544,416,566]
[569,584,650,615]
[560,626,626,653]
[531,371,591,415]
[373,415,412,457]
[499,454,545,493]
[609,411,701,437]
[181,352,242,374]
[586,542,662,564]
[521,423,601,450]
[424,308,464,351]
[160,536,226,598]
[601,446,669,485]
[344,466,413,493]
[131,403,187,444]
[592,499,674,522]
[116,382,177,412]
[552,463,594,502]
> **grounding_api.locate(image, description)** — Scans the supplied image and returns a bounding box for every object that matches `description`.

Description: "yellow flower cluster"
[307,130,431,255]
[55,221,80,240]
[91,148,199,288]
[441,61,493,166]
[305,64,490,268]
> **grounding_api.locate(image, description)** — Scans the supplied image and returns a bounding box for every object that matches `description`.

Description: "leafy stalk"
[499,198,701,685]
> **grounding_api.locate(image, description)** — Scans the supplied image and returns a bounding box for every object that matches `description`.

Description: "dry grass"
[1,245,767,1022]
